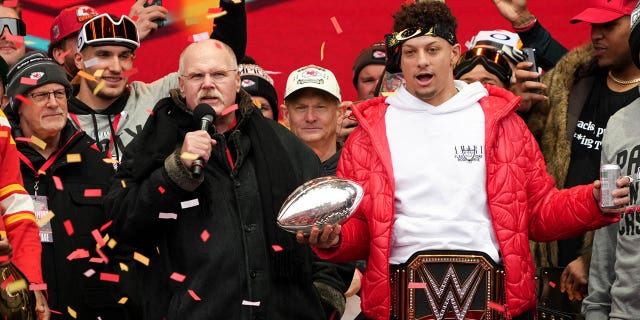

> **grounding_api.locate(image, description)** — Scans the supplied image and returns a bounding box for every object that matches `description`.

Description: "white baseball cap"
[284,65,341,101]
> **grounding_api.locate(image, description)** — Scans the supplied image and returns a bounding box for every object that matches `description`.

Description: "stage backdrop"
[23,0,591,102]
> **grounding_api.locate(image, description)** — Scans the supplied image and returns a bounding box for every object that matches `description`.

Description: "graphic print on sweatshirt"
[454,145,484,163]
[616,146,640,236]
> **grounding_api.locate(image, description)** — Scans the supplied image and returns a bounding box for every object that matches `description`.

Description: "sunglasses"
[77,14,139,52]
[0,18,26,36]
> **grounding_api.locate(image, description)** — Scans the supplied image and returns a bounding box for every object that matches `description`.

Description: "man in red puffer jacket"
[299,2,631,320]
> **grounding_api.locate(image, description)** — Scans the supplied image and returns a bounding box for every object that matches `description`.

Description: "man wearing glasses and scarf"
[301,2,631,320]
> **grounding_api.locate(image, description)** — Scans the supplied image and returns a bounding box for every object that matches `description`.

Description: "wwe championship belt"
[390,250,505,320]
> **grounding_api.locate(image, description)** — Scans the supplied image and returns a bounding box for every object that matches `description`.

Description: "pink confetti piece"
[191,32,209,43]
[50,309,63,315]
[52,176,63,190]
[92,229,106,247]
[330,16,343,34]
[146,109,154,115]
[548,281,556,288]
[242,300,261,307]
[100,272,120,283]
[170,272,186,282]
[215,42,222,49]
[84,189,102,197]
[63,220,74,236]
[58,48,72,60]
[122,68,139,78]
[83,269,96,277]
[188,289,201,301]
[159,212,178,219]
[131,16,139,22]
[14,137,31,143]
[88,257,103,264]
[14,94,31,105]
[264,70,282,75]
[407,282,427,289]
[221,104,238,116]
[66,249,90,261]
[158,186,166,194]
[3,0,18,7]
[29,283,47,291]
[100,220,113,232]
[271,245,283,252]
[200,230,210,242]
[208,7,223,14]
[20,77,38,85]
[180,199,199,209]
[91,143,100,152]
[487,301,505,312]
[96,247,109,264]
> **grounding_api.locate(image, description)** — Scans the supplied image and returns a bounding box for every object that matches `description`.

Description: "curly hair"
[392,1,457,33]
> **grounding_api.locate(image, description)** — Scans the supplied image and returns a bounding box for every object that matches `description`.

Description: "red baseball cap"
[570,0,636,24]
[50,5,100,43]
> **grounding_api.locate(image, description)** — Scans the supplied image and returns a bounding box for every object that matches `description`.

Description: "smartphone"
[521,47,541,94]
[143,0,165,28]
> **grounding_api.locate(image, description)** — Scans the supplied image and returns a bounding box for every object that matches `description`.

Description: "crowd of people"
[0,0,638,319]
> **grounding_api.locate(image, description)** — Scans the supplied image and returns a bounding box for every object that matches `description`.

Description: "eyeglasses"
[0,18,26,36]
[77,14,139,53]
[27,89,69,103]
[181,69,238,84]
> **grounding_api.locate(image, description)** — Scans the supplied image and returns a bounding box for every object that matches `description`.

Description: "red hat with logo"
[570,0,636,24]
[50,5,100,43]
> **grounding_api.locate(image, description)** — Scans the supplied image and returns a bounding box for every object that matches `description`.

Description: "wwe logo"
[416,264,484,320]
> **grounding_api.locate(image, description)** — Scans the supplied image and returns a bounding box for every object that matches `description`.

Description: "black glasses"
[27,89,69,103]
[0,18,26,36]
[77,14,139,52]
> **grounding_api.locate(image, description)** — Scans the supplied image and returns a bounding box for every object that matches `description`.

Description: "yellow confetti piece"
[118,297,128,304]
[381,91,398,97]
[37,170,47,176]
[93,69,104,78]
[134,252,150,266]
[67,306,77,318]
[206,10,228,20]
[9,136,15,145]
[320,41,326,61]
[120,180,127,188]
[66,154,82,163]
[119,262,129,272]
[252,98,262,107]
[180,152,199,160]
[77,70,97,82]
[0,131,8,138]
[93,80,106,96]
[232,0,241,3]
[6,279,27,294]
[107,238,117,249]
[30,135,46,150]
[0,231,6,239]
[103,158,120,164]
[37,211,55,228]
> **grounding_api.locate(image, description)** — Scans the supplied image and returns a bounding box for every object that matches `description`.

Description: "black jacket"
[105,90,344,319]
[13,122,127,320]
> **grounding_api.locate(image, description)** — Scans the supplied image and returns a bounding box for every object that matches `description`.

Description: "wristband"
[513,16,537,32]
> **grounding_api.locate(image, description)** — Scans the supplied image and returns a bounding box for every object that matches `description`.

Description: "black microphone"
[191,104,216,177]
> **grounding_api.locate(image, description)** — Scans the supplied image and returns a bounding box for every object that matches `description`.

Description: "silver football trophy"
[277,176,364,234]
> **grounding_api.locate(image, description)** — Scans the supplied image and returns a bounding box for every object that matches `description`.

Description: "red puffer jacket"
[315,85,619,319]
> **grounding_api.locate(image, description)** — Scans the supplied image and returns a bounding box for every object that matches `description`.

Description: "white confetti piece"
[159,212,178,219]
[84,57,100,68]
[242,300,261,307]
[180,199,199,209]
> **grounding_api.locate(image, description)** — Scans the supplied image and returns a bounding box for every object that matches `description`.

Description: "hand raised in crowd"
[34,290,51,320]
[592,176,632,216]
[511,61,547,113]
[296,224,341,249]
[180,131,217,169]
[129,0,169,40]
[560,256,588,301]
[0,237,12,266]
[491,0,535,27]
[337,101,358,144]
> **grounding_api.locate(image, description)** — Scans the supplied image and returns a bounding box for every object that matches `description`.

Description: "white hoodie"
[385,81,501,264]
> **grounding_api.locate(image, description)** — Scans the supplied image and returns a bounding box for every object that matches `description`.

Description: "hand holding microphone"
[181,104,217,177]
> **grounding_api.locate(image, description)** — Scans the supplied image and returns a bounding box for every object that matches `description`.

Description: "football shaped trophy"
[277,176,364,234]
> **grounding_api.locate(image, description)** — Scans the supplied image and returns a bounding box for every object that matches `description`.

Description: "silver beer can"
[600,164,621,208]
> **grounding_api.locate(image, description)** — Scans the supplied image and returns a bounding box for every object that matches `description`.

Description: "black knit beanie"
[5,51,72,112]
[239,63,279,120]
